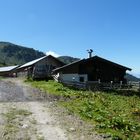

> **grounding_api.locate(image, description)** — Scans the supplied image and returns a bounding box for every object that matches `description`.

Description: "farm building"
[52,55,131,84]
[0,65,19,77]
[17,55,64,79]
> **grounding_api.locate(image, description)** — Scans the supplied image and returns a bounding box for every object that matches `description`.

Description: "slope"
[0,42,45,66]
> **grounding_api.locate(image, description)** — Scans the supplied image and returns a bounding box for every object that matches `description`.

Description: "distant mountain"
[125,73,140,82]
[58,56,80,64]
[0,42,45,66]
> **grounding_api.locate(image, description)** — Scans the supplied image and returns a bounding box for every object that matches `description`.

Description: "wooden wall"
[33,56,64,79]
[79,59,126,83]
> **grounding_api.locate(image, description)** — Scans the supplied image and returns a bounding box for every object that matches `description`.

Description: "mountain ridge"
[0,41,45,66]
[125,73,140,82]
[58,56,80,64]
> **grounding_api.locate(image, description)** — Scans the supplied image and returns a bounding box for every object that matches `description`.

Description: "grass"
[27,80,140,139]
[0,76,4,80]
[2,108,32,139]
[37,135,45,140]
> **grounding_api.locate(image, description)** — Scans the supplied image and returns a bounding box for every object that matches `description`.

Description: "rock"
[22,124,29,128]
[49,102,53,105]
[69,127,76,132]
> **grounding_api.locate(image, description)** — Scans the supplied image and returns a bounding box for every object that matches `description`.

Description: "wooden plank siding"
[52,56,131,84]
[78,58,126,83]
[17,55,65,80]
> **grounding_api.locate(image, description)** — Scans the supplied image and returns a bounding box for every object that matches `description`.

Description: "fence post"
[98,79,101,90]
[110,81,113,89]
[138,81,140,91]
[86,81,91,91]
[120,81,122,89]
[128,81,131,89]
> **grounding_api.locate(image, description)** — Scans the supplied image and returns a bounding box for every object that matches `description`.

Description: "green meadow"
[28,80,140,139]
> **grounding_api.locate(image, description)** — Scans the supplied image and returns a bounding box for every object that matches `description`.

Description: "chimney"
[87,49,93,58]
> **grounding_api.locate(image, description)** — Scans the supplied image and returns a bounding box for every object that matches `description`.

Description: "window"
[79,76,84,82]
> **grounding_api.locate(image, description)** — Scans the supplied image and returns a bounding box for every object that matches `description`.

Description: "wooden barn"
[52,56,131,84]
[0,65,19,77]
[17,55,64,79]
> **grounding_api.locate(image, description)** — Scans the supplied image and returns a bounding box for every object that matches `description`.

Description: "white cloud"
[46,51,60,57]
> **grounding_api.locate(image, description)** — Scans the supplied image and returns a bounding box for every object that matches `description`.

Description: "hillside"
[0,42,45,66]
[58,56,80,64]
[125,73,140,82]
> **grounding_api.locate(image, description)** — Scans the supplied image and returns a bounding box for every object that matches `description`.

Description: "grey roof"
[0,65,19,72]
[18,55,47,69]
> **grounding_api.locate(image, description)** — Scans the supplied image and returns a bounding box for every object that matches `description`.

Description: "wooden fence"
[60,80,140,91]
[128,81,140,90]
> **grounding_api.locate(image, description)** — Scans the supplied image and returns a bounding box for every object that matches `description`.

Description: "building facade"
[17,55,64,79]
[53,56,131,83]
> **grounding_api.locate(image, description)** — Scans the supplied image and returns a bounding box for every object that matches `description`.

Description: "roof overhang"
[0,65,19,73]
[52,56,132,73]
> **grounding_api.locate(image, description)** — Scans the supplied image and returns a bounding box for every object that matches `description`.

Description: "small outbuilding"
[52,56,131,84]
[0,65,19,77]
[17,55,64,79]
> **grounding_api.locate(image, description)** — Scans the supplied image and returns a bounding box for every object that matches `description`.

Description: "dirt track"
[0,78,103,140]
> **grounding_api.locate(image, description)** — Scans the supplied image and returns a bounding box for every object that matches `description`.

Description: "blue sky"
[0,0,140,77]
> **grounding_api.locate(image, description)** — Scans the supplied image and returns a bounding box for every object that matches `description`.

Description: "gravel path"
[0,78,104,140]
[0,78,68,140]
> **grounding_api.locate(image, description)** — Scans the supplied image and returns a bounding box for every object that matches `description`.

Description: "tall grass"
[27,80,140,139]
